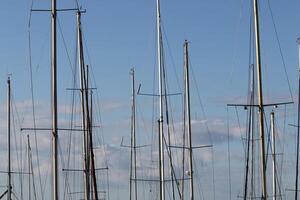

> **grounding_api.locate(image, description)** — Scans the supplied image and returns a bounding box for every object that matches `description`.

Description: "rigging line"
[57,16,76,76]
[28,136,38,200]
[58,139,72,200]
[164,63,182,177]
[81,32,110,168]
[161,24,182,91]
[279,106,286,196]
[192,156,204,200]
[11,96,24,200]
[74,0,80,10]
[228,0,248,85]
[234,107,246,153]
[63,20,78,200]
[189,60,211,140]
[263,110,271,172]
[81,31,111,200]
[28,0,34,28]
[273,117,284,200]
[227,107,232,200]
[136,102,152,144]
[28,17,44,200]
[162,133,182,199]
[161,33,177,200]
[41,148,51,199]
[189,58,216,199]
[267,0,294,102]
[145,23,158,194]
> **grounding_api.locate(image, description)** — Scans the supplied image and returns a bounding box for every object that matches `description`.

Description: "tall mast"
[156,0,165,200]
[295,37,300,200]
[51,0,59,199]
[129,70,133,200]
[27,135,31,200]
[253,0,267,198]
[184,41,194,200]
[271,112,276,200]
[7,77,11,200]
[89,90,99,200]
[129,68,137,200]
[76,11,90,200]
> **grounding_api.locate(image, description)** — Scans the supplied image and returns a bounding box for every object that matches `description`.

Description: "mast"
[271,112,276,200]
[27,135,31,200]
[7,77,11,200]
[76,11,90,200]
[156,0,165,200]
[51,0,59,199]
[243,65,254,200]
[184,41,194,200]
[89,90,99,200]
[252,0,267,198]
[129,68,137,200]
[295,37,300,200]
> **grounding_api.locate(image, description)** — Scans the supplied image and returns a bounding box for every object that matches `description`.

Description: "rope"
[267,0,294,102]
[189,56,216,200]
[28,4,45,199]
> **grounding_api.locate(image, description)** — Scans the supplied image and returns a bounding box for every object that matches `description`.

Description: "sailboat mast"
[27,135,31,200]
[271,112,276,200]
[130,68,137,200]
[89,90,99,200]
[156,0,165,200]
[253,0,267,198]
[295,37,300,200]
[76,11,90,200]
[51,0,59,199]
[7,77,11,200]
[184,41,194,200]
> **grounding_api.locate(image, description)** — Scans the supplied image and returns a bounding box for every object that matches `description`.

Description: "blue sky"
[0,0,300,199]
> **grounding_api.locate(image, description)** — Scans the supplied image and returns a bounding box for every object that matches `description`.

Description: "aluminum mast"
[51,0,59,199]
[76,11,90,200]
[271,112,276,200]
[253,0,267,198]
[129,68,138,200]
[295,37,300,200]
[156,0,165,200]
[7,77,11,200]
[184,41,194,200]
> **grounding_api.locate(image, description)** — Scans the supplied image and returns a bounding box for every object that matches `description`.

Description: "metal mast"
[89,91,99,200]
[271,112,276,200]
[27,135,31,200]
[253,0,267,198]
[7,77,11,200]
[295,37,300,200]
[129,68,138,200]
[156,0,165,200]
[51,0,59,199]
[76,11,90,200]
[184,41,194,200]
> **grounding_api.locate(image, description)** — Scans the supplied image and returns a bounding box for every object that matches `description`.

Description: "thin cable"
[28,7,45,200]
[267,0,294,101]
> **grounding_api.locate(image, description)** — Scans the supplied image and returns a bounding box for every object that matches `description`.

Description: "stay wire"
[189,57,216,200]
[267,0,294,102]
[28,4,45,199]
[11,95,23,200]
